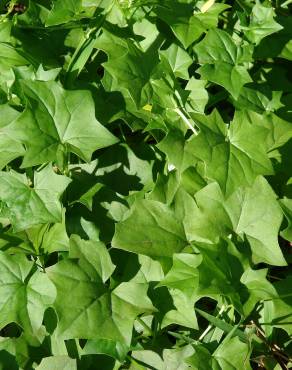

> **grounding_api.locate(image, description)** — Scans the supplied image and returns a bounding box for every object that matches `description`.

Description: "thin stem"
[14,21,88,31]
[250,321,291,365]
[267,274,282,281]
[127,355,145,370]
[136,317,153,336]
[201,0,215,13]
[281,0,292,6]
[167,331,199,345]
[174,107,198,135]
[199,305,226,341]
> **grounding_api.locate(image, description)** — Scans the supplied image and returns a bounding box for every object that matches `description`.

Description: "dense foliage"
[0,0,291,369]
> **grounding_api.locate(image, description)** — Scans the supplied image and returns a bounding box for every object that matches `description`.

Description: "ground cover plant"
[0,0,291,368]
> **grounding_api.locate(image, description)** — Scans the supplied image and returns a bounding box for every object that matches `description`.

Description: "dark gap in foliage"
[0,323,22,338]
[43,307,58,334]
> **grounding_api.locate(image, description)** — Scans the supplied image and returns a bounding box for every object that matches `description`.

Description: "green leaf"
[161,288,198,330]
[280,198,292,241]
[41,214,69,253]
[184,109,273,195]
[155,2,228,48]
[47,258,154,344]
[240,268,278,315]
[132,345,194,370]
[0,1,290,366]
[159,253,201,298]
[233,110,292,152]
[192,240,246,310]
[112,199,188,258]
[0,104,25,169]
[185,344,212,370]
[195,308,247,342]
[195,29,253,97]
[160,44,192,80]
[96,30,159,108]
[0,42,29,69]
[0,164,71,231]
[8,80,118,167]
[187,336,252,370]
[243,2,283,45]
[195,29,253,65]
[181,177,286,266]
[46,0,82,26]
[0,251,56,333]
[69,235,115,283]
[157,128,186,172]
[260,276,292,336]
[185,77,208,113]
[197,63,251,99]
[228,178,285,266]
[81,338,128,362]
[233,86,283,113]
[213,336,252,370]
[131,350,164,369]
[36,356,77,370]
[162,345,195,370]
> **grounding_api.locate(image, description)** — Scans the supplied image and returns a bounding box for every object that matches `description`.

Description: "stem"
[136,317,153,336]
[281,0,292,6]
[201,0,216,13]
[250,321,291,364]
[63,148,70,176]
[127,355,145,370]
[199,305,226,341]
[167,331,199,345]
[267,274,282,281]
[14,22,86,31]
[65,27,102,87]
[151,316,158,344]
[174,107,198,135]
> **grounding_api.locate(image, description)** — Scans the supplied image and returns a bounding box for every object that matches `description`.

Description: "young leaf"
[159,44,192,80]
[243,2,283,45]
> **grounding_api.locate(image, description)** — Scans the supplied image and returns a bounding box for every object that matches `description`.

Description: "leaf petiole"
[136,316,153,336]
[174,107,198,135]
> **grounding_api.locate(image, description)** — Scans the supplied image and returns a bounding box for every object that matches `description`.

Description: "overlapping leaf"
[47,238,154,345]
[179,177,286,266]
[195,29,253,98]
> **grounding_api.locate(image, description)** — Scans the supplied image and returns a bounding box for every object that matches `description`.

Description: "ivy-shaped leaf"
[7,80,118,167]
